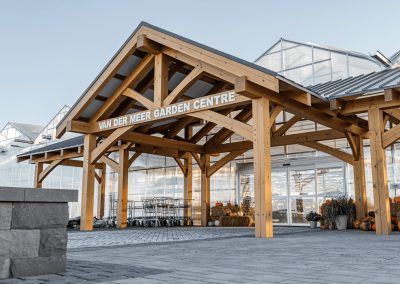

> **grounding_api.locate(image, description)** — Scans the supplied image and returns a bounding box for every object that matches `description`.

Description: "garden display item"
[305,211,321,229]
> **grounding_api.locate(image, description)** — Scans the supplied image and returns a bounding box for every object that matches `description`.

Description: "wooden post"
[34,162,43,188]
[184,126,193,221]
[154,53,169,107]
[353,135,367,220]
[81,134,97,231]
[97,163,106,219]
[117,147,129,229]
[368,107,391,235]
[252,97,273,238]
[200,153,210,227]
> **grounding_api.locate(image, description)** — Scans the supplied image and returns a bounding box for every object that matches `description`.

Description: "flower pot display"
[319,196,356,230]
[335,215,348,230]
[305,211,321,228]
[310,221,317,229]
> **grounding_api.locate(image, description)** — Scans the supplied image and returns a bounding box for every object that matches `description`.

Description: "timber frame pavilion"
[17,22,400,237]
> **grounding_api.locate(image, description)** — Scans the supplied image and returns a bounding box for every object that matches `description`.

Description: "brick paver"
[67,227,256,249]
[2,227,399,283]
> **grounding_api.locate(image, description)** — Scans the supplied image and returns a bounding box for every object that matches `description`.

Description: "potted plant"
[321,196,356,230]
[305,211,321,229]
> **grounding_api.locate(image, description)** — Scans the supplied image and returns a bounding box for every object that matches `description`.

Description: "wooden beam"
[205,105,252,148]
[34,162,43,188]
[122,131,204,153]
[81,134,97,231]
[344,131,359,160]
[353,135,367,220]
[128,152,141,167]
[174,157,187,176]
[340,92,400,115]
[236,77,367,137]
[188,110,253,141]
[384,88,400,102]
[382,123,400,148]
[97,163,106,219]
[269,105,283,128]
[117,147,129,229]
[90,54,154,123]
[271,129,346,146]
[207,149,246,177]
[273,116,301,136]
[191,152,202,167]
[184,126,193,220]
[189,107,234,143]
[383,108,400,124]
[200,153,210,227]
[56,34,138,138]
[164,117,197,139]
[154,53,169,107]
[93,91,250,133]
[90,126,135,164]
[137,34,162,54]
[163,66,204,106]
[207,141,253,154]
[123,88,156,110]
[66,120,92,134]
[300,141,354,165]
[95,172,101,184]
[38,159,63,183]
[99,155,119,172]
[252,96,273,238]
[368,107,391,235]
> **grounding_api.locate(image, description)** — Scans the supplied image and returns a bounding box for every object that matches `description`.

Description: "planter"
[335,215,348,230]
[309,221,317,229]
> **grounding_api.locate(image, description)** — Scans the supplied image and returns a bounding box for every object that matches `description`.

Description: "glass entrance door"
[237,160,346,225]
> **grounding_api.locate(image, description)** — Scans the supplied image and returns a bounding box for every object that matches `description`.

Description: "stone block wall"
[0,187,77,279]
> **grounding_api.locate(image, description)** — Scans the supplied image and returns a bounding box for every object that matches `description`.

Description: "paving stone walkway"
[67,227,256,249]
[1,227,400,283]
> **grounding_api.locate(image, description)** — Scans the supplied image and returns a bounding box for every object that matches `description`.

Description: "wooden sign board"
[96,91,249,132]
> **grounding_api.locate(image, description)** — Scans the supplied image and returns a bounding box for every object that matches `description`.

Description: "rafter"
[163,66,204,106]
[123,88,156,110]
[90,54,154,122]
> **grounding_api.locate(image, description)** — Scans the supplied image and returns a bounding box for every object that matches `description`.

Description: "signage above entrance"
[97,91,249,131]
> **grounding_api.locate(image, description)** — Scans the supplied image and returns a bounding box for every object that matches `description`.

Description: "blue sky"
[1,0,399,128]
